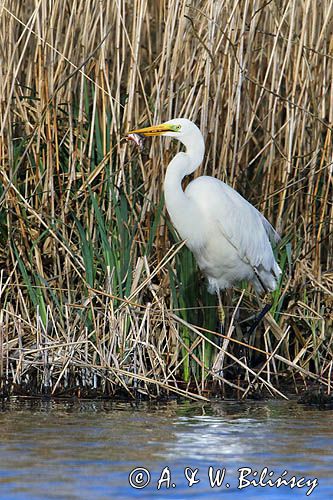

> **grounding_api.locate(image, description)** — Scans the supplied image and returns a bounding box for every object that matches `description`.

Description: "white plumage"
[129,118,281,294]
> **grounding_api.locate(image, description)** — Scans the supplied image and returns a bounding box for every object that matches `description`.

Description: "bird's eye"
[169,123,182,133]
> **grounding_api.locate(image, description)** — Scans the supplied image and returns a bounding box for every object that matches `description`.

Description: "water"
[0,398,332,499]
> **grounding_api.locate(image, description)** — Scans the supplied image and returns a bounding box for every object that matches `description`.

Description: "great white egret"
[127,118,281,337]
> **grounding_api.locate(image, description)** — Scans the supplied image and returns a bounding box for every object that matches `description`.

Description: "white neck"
[179,126,205,175]
[163,130,205,238]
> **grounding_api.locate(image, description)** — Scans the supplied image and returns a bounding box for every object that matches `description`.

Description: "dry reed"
[0,0,332,401]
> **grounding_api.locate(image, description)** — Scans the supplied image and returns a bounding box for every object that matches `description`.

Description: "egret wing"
[186,177,278,272]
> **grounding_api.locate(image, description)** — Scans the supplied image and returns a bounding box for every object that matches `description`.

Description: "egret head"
[127,118,202,144]
[127,118,205,170]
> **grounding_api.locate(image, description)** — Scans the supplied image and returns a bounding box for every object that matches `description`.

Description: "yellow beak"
[127,123,175,136]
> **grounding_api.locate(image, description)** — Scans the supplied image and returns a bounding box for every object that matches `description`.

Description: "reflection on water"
[0,398,331,499]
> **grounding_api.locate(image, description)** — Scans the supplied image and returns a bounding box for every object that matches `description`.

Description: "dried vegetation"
[0,0,332,401]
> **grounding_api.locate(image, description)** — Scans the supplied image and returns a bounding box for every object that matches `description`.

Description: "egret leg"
[247,303,272,336]
[217,290,225,338]
[213,290,232,377]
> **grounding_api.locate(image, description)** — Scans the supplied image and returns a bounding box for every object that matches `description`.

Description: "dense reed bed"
[0,0,332,401]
